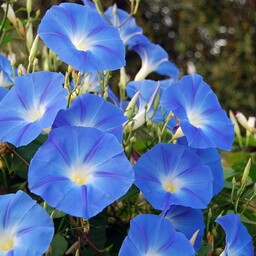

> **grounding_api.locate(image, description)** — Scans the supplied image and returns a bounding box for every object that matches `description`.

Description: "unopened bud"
[29,35,39,63]
[119,67,129,90]
[17,19,26,37]
[248,116,256,133]
[8,53,16,66]
[124,91,140,118]
[241,158,252,185]
[229,110,241,138]
[26,0,33,17]
[146,119,153,127]
[1,3,16,26]
[130,136,136,144]
[236,112,249,130]
[26,23,34,51]
[189,229,199,246]
[17,64,26,76]
[172,127,184,140]
[153,91,160,111]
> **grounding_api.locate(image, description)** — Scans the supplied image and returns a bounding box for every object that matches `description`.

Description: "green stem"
[0,0,9,40]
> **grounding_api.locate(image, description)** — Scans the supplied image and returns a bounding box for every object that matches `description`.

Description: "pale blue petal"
[38,3,125,73]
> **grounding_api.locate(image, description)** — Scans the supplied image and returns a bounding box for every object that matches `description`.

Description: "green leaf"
[15,134,47,162]
[42,203,66,219]
[85,214,108,256]
[118,184,139,201]
[9,155,28,179]
[196,243,211,256]
[46,234,68,256]
[225,151,251,166]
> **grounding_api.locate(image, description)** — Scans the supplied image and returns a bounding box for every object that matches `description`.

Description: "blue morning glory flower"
[0,190,54,255]
[53,93,127,142]
[216,213,254,255]
[0,71,67,147]
[161,74,234,150]
[38,3,125,73]
[28,126,134,219]
[164,205,205,251]
[130,41,179,81]
[0,53,16,88]
[134,143,213,211]
[119,214,195,256]
[105,6,147,47]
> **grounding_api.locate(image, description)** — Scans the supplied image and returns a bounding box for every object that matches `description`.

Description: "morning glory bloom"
[0,190,54,255]
[134,143,213,211]
[131,41,179,81]
[164,205,205,251]
[216,213,254,255]
[119,214,195,256]
[161,74,234,150]
[53,93,127,142]
[0,53,16,88]
[38,3,125,73]
[28,126,134,219]
[105,6,147,47]
[0,71,67,147]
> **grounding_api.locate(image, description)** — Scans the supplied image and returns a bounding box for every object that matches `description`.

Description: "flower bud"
[172,126,184,140]
[248,116,256,133]
[236,111,249,130]
[1,3,16,26]
[26,23,34,51]
[241,158,252,185]
[26,0,33,17]
[124,91,140,118]
[29,35,39,63]
[229,110,241,138]
[189,229,199,247]
[119,67,129,90]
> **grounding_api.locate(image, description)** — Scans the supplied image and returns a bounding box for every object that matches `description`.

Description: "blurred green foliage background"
[1,0,255,115]
[137,0,256,116]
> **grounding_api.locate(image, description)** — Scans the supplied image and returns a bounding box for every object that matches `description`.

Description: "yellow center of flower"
[0,235,15,252]
[163,181,176,193]
[71,171,88,185]
[146,250,161,256]
[70,164,95,185]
